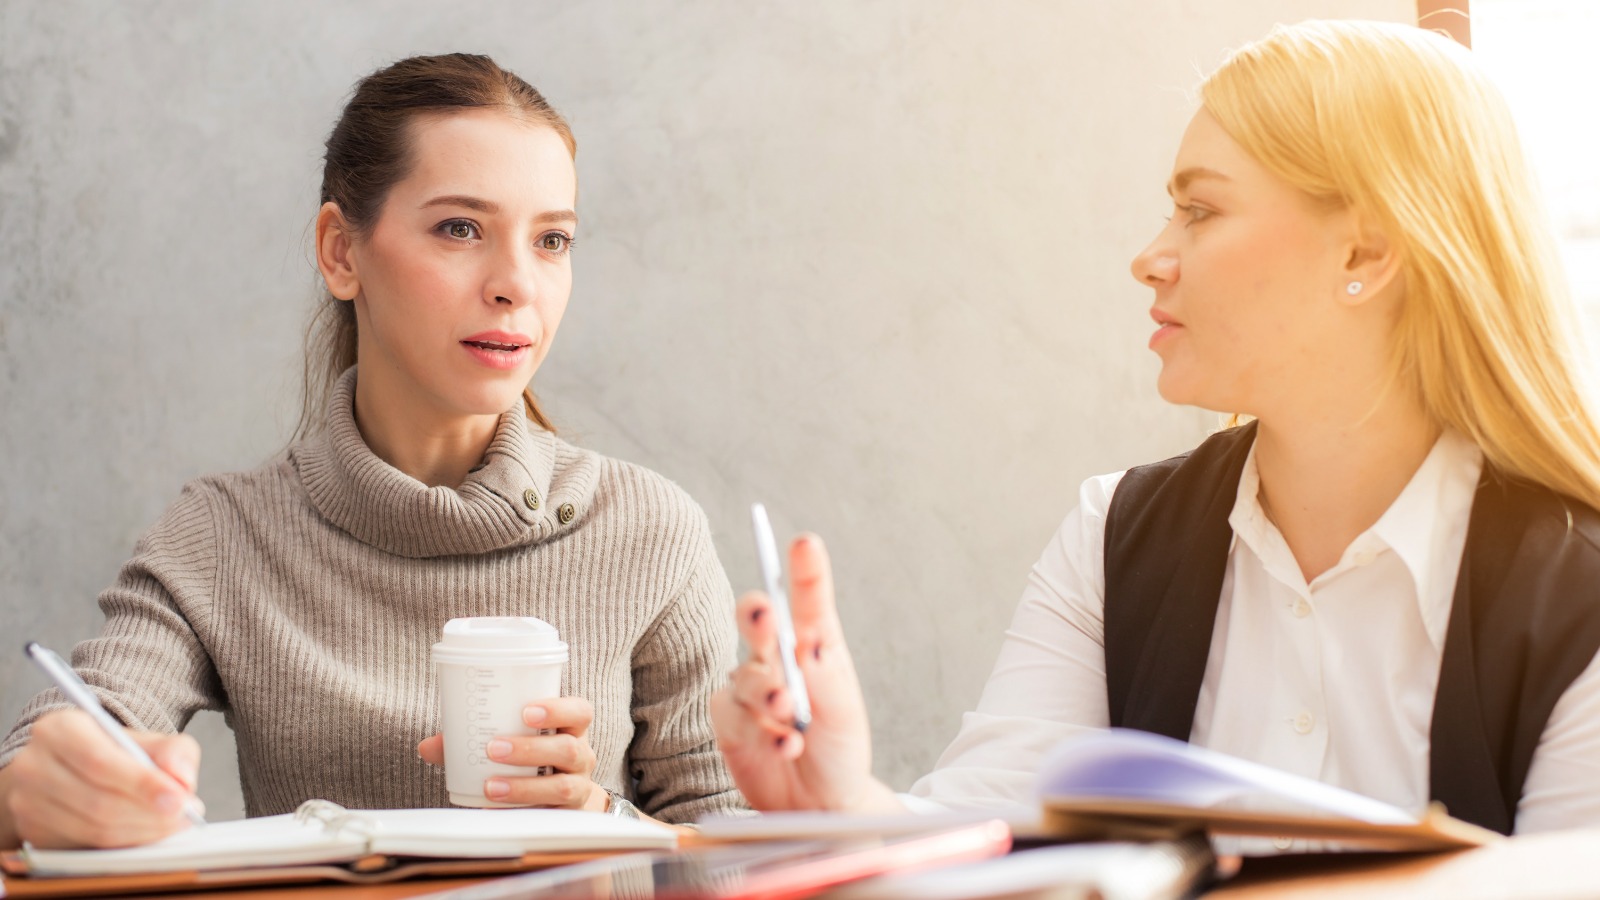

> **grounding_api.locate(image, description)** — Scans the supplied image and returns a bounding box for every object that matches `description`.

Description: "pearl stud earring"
[1346,281,1364,296]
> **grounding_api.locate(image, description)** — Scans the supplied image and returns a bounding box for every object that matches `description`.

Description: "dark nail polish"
[751,608,765,624]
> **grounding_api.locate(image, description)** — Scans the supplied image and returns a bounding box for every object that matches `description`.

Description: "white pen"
[24,642,207,828]
[749,503,813,732]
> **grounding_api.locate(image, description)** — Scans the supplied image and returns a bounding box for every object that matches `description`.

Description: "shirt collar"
[1368,428,1482,649]
[1226,427,1483,650]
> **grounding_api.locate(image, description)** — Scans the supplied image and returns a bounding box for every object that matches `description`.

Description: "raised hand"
[711,534,902,813]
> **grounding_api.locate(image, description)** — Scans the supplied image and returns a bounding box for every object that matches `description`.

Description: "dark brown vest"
[1103,422,1600,834]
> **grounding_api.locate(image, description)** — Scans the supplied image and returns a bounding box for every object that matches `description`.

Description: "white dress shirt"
[907,429,1600,837]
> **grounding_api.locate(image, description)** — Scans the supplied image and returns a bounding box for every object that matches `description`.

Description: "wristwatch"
[604,788,640,820]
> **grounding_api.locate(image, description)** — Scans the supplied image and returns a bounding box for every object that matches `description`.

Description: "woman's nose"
[486,248,539,308]
[1130,241,1178,286]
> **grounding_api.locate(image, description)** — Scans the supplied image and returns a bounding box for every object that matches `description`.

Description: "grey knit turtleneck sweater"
[1,369,745,823]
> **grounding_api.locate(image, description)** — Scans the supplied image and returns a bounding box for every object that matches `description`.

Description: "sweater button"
[557,503,576,524]
[522,488,541,511]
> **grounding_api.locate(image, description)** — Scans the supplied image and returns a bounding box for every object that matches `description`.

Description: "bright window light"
[1472,1,1600,329]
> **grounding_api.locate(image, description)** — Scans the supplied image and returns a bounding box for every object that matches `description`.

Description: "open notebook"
[699,729,1500,855]
[1035,729,1500,851]
[0,799,676,896]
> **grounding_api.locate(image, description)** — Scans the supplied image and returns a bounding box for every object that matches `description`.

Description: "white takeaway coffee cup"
[432,616,569,808]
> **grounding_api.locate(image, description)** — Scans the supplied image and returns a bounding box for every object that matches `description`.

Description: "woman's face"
[1130,109,1363,416]
[348,109,577,420]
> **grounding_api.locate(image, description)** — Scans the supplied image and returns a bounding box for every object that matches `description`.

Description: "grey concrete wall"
[0,1,1411,820]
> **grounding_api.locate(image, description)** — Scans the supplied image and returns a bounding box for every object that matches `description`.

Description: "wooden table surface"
[1211,827,1600,899]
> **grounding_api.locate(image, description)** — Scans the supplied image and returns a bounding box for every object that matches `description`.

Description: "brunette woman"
[1,53,742,849]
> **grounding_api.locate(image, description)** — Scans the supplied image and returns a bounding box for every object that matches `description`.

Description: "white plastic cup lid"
[432,616,568,663]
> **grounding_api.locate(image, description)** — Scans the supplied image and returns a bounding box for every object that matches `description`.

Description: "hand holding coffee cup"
[418,617,606,811]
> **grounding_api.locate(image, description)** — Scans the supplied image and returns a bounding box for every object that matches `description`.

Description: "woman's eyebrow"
[533,209,578,227]
[419,195,576,227]
[1166,167,1231,197]
[421,194,499,213]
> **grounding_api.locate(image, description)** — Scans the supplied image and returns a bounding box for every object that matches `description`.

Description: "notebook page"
[1036,729,1417,825]
[21,813,366,876]
[365,808,677,857]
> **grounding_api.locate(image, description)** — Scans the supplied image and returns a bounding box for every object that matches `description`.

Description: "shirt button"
[1292,599,1312,618]
[1292,711,1315,735]
[522,488,541,511]
[557,503,576,524]
[1272,836,1295,851]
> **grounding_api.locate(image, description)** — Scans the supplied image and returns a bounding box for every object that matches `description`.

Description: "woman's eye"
[540,232,573,253]
[441,220,479,240]
[1173,203,1213,225]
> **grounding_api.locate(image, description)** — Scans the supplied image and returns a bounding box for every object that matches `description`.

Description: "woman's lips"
[1148,323,1183,350]
[463,329,533,346]
[461,339,532,370]
[1148,308,1182,350]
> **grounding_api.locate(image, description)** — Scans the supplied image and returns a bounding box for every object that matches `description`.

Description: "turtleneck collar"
[292,368,594,558]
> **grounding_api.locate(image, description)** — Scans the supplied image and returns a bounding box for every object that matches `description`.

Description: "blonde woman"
[712,20,1600,838]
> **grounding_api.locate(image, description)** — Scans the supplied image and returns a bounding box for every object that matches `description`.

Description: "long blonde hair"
[1203,20,1600,510]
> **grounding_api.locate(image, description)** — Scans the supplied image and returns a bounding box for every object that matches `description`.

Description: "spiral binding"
[294,799,378,852]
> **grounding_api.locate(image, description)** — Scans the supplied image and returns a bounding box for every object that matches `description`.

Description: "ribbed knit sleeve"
[627,514,747,823]
[0,484,225,768]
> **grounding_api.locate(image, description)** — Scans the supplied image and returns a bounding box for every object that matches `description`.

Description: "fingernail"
[486,779,510,799]
[487,739,512,760]
[523,706,547,726]
[750,608,764,624]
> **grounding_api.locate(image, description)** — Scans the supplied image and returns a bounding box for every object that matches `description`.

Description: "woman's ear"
[315,202,361,301]
[1339,218,1401,306]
